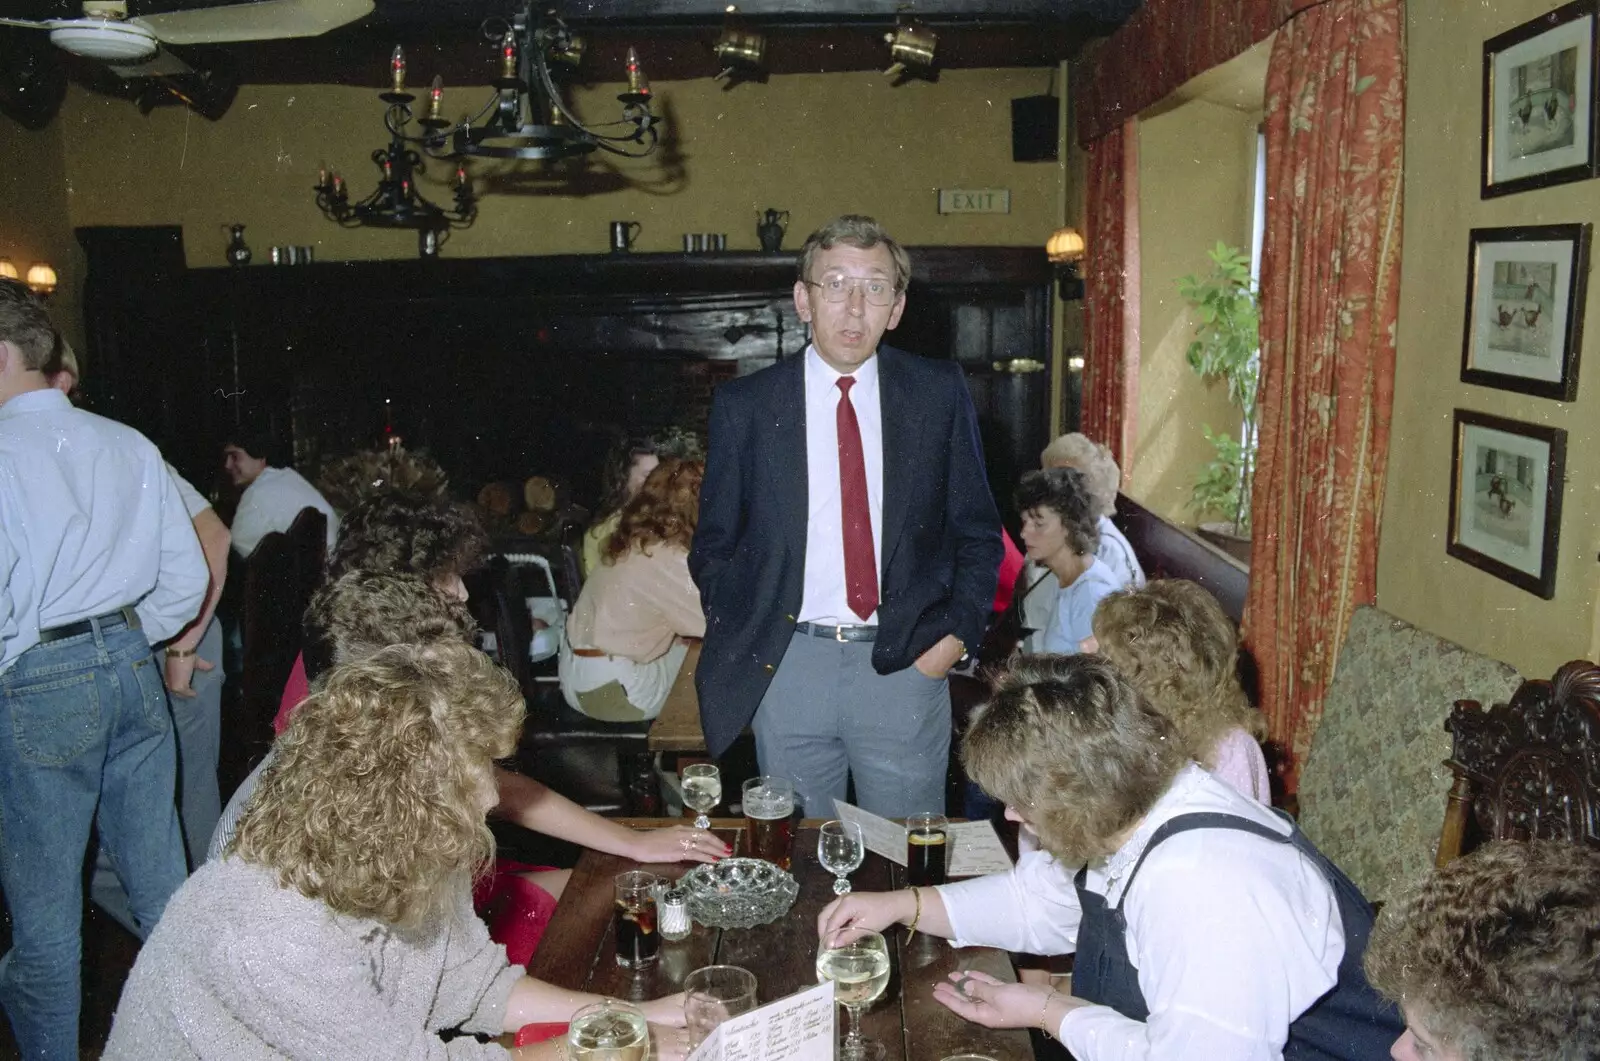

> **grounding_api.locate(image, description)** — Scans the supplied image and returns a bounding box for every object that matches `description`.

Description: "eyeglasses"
[804,273,899,307]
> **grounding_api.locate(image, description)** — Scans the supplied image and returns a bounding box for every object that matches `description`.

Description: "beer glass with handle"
[568,999,649,1061]
[816,929,890,1061]
[681,762,721,831]
[742,776,794,869]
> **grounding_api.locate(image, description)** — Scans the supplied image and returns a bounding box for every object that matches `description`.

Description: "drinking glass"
[568,999,650,1061]
[742,776,795,869]
[816,929,890,1061]
[683,964,759,1048]
[818,820,865,894]
[905,812,949,887]
[613,870,661,969]
[681,763,722,830]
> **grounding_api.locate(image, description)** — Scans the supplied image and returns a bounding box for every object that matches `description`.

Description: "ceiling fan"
[0,0,373,125]
[0,0,374,66]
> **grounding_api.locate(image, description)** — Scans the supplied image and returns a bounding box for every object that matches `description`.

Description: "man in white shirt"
[222,432,337,559]
[0,279,208,1061]
[690,216,1002,817]
[819,654,1401,1061]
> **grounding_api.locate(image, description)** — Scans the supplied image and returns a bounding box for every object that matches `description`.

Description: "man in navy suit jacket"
[689,216,1002,818]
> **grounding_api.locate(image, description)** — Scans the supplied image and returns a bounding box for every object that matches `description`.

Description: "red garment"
[472,859,561,968]
[272,652,311,735]
[991,530,1025,613]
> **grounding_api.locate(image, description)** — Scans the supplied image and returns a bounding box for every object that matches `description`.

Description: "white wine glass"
[817,819,865,895]
[567,999,649,1061]
[816,929,890,1061]
[681,763,722,831]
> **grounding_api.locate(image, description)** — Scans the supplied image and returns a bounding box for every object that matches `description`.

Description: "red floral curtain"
[1072,0,1286,145]
[1081,121,1141,471]
[1243,0,1405,792]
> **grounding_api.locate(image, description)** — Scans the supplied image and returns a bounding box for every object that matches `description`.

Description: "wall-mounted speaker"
[1011,95,1060,163]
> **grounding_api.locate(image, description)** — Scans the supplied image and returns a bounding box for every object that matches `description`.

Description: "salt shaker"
[658,886,692,941]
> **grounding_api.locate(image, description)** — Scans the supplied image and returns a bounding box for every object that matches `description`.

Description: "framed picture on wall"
[1447,409,1567,599]
[1481,0,1598,198]
[1461,223,1591,400]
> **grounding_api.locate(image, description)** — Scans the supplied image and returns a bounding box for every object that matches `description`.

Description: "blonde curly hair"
[231,641,524,929]
[1092,580,1265,771]
[1365,840,1600,1061]
[962,654,1183,866]
[1039,433,1121,519]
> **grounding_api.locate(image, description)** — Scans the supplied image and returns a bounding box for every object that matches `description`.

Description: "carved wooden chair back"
[1436,659,1600,867]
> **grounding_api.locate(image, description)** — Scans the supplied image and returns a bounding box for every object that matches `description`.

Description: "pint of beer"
[905,812,949,887]
[742,776,795,869]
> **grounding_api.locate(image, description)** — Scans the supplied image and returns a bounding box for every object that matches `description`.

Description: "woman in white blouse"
[818,655,1400,1061]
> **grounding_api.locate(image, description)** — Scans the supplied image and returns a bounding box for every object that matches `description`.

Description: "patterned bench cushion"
[1297,605,1521,901]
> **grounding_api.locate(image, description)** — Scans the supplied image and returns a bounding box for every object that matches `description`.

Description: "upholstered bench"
[1296,605,1521,902]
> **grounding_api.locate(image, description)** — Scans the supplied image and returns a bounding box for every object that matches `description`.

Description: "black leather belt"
[795,620,877,642]
[37,606,140,645]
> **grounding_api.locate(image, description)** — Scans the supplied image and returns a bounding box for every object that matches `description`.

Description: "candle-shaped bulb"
[317,164,328,188]
[390,44,406,94]
[499,29,517,79]
[455,163,468,189]
[332,173,345,197]
[382,157,393,179]
[427,75,443,119]
[625,46,651,97]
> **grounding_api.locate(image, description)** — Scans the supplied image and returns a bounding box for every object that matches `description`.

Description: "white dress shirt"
[167,463,211,520]
[229,466,338,559]
[798,346,884,625]
[938,765,1345,1061]
[0,389,208,672]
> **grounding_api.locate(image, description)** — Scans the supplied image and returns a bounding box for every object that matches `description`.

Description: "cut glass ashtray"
[679,857,800,929]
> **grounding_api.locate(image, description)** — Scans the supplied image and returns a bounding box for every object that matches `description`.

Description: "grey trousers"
[752,631,950,819]
[91,617,223,935]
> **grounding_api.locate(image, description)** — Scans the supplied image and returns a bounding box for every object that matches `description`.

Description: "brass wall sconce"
[713,23,766,81]
[0,258,56,298]
[1046,226,1085,301]
[883,20,937,80]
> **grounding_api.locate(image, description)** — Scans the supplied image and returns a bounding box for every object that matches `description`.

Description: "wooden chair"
[1435,659,1600,867]
[484,552,660,817]
[227,506,327,792]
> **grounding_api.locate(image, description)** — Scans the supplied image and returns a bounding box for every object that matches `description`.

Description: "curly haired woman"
[560,458,706,722]
[107,643,690,1060]
[272,490,489,734]
[1014,467,1128,655]
[820,654,1400,1061]
[1091,579,1270,803]
[1365,839,1600,1061]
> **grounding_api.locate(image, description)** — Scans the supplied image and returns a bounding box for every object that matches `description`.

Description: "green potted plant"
[1176,242,1259,564]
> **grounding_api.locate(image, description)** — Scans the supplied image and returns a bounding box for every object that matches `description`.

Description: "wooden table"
[649,642,707,753]
[528,819,1035,1061]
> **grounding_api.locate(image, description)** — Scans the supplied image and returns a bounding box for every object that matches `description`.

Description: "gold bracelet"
[1038,988,1060,1037]
[905,886,923,942]
[166,646,197,660]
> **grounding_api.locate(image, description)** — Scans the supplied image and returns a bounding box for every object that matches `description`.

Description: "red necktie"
[836,377,878,621]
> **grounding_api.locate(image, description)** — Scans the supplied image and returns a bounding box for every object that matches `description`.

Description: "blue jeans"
[0,621,187,1061]
[92,617,224,934]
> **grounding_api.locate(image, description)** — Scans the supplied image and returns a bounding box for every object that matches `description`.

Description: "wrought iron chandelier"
[311,4,659,255]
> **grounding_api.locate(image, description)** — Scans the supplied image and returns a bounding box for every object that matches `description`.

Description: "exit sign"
[938,188,1011,214]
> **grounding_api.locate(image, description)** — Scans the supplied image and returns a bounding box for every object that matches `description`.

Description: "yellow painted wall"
[1377,0,1600,678]
[0,116,83,352]
[56,67,1061,266]
[1127,97,1259,522]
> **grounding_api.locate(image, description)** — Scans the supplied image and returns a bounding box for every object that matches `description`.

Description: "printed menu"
[685,981,835,1061]
[833,800,1015,878]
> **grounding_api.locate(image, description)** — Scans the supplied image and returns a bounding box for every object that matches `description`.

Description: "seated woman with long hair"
[560,458,706,722]
[108,642,688,1060]
[819,655,1400,1061]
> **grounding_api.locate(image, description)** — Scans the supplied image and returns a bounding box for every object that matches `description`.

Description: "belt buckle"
[835,624,846,643]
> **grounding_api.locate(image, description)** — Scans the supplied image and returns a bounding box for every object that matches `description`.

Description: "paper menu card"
[832,800,907,866]
[685,981,834,1061]
[946,820,1014,877]
[832,801,1015,877]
